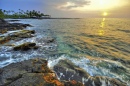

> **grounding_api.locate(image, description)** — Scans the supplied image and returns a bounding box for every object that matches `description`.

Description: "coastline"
[4,18,81,20]
[0,18,128,86]
[0,18,84,86]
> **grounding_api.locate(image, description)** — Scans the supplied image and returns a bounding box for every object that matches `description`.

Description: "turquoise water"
[0,18,130,85]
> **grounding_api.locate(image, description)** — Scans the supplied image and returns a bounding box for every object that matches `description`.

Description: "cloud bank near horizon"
[0,0,130,18]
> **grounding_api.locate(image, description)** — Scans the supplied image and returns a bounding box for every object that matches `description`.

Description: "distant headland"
[0,9,51,19]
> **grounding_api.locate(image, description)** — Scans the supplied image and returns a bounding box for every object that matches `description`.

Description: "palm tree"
[0,9,4,18]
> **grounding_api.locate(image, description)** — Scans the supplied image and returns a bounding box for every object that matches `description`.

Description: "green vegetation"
[0,9,4,19]
[0,9,51,19]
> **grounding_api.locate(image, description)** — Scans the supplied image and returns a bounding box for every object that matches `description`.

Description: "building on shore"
[41,15,51,18]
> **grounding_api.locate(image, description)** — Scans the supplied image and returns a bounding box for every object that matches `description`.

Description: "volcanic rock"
[13,42,38,51]
[0,58,84,86]
[53,59,127,86]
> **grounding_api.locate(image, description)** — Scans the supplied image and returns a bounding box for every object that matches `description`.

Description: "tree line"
[0,9,51,19]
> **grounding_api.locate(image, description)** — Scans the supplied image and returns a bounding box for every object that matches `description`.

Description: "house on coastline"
[30,15,51,19]
[41,15,51,19]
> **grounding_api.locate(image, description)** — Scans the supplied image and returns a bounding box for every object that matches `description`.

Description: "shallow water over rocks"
[0,18,130,86]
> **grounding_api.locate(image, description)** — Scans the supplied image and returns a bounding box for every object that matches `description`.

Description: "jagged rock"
[0,58,84,86]
[0,30,35,44]
[0,19,32,34]
[7,20,20,22]
[62,80,84,86]
[53,59,90,82]
[0,69,3,74]
[0,59,51,85]
[0,36,11,44]
[9,30,35,38]
[46,38,55,43]
[0,19,34,44]
[13,42,38,51]
[53,59,127,86]
[0,18,7,23]
[33,46,39,50]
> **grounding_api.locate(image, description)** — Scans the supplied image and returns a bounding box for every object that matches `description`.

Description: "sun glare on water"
[103,12,108,16]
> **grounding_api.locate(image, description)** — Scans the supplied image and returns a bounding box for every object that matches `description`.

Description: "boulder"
[13,42,38,51]
[0,30,35,44]
[45,37,55,43]
[0,58,84,86]
[7,20,20,22]
[0,18,7,23]
[0,36,11,44]
[0,69,3,74]
[53,59,127,86]
[53,59,90,82]
[0,19,32,34]
[9,30,35,38]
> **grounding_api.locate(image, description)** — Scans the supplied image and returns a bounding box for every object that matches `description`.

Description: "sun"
[103,12,108,16]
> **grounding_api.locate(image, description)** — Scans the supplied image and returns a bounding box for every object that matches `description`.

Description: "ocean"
[0,18,130,85]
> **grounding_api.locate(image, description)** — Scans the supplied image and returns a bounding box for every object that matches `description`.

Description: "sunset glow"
[59,0,127,12]
[103,12,108,16]
[0,0,130,86]
[0,0,130,18]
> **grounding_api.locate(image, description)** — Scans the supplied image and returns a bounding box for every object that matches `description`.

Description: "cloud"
[57,0,91,10]
[43,0,90,10]
[0,0,130,18]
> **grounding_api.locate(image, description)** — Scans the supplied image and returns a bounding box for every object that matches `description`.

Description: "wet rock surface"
[6,20,20,22]
[9,30,35,39]
[0,19,129,86]
[54,59,127,86]
[0,30,35,44]
[13,42,39,51]
[0,19,32,34]
[0,18,34,44]
[0,58,84,86]
[41,37,55,44]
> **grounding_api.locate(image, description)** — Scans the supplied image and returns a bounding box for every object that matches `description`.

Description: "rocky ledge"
[0,58,127,86]
[0,58,84,86]
[0,30,35,44]
[0,18,32,34]
[0,18,35,45]
[53,59,127,86]
[13,42,39,51]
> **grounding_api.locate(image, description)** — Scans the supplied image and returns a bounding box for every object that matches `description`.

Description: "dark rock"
[13,42,38,51]
[33,46,39,50]
[0,30,35,44]
[31,58,53,73]
[0,36,11,44]
[7,20,20,22]
[0,18,7,23]
[10,30,35,38]
[24,24,32,27]
[30,30,35,34]
[0,69,3,74]
[0,58,84,86]
[53,59,90,82]
[62,80,84,86]
[0,29,7,34]
[46,38,55,43]
[0,19,34,45]
[8,73,49,86]
[0,19,32,34]
[53,59,127,86]
[0,59,51,85]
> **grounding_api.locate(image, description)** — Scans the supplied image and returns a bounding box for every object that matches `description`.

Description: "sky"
[0,0,130,18]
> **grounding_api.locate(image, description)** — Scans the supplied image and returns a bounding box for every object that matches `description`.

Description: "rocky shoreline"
[0,58,84,86]
[0,18,34,45]
[0,58,127,86]
[0,18,84,86]
[0,18,128,86]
